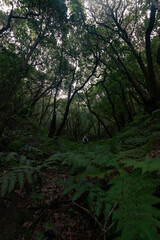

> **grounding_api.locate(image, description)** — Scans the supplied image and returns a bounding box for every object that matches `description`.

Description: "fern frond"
[24,169,33,185]
[105,171,160,240]
[18,172,25,189]
[8,176,16,193]
[19,155,27,165]
[0,159,40,196]
[1,178,9,196]
[6,152,18,162]
[72,182,91,201]
[122,157,160,175]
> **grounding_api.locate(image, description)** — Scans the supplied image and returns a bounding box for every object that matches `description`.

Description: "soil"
[2,142,159,240]
[0,192,27,240]
[0,167,101,240]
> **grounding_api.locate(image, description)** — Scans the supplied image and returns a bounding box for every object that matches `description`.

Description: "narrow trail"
[1,138,160,239]
[0,166,100,240]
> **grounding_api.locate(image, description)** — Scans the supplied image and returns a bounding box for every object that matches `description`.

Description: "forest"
[0,0,160,239]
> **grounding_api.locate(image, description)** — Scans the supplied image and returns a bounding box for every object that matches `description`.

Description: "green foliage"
[108,171,160,239]
[56,113,160,239]
[30,190,44,204]
[8,139,23,151]
[34,232,47,240]
[0,153,41,196]
[0,152,5,162]
[5,152,18,162]
[124,136,148,146]
[1,106,160,239]
[1,0,160,236]
[146,135,158,151]
[122,156,160,175]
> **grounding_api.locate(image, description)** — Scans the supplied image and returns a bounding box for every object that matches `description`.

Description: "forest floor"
[1,113,160,240]
[1,141,160,240]
[0,165,101,240]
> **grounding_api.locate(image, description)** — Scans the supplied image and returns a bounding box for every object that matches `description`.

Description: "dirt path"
[0,167,100,240]
[0,192,28,240]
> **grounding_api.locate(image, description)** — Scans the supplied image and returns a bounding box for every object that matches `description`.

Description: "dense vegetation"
[0,0,160,239]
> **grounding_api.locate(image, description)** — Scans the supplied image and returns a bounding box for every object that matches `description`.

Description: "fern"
[6,152,18,162]
[122,156,160,175]
[49,112,160,240]
[72,181,92,202]
[61,175,107,219]
[59,143,119,177]
[0,152,5,161]
[40,152,69,170]
[1,177,9,196]
[8,176,17,193]
[152,108,160,116]
[0,154,41,196]
[118,148,146,161]
[102,170,160,240]
[58,113,160,239]
[124,136,148,146]
[18,172,25,189]
[77,166,114,179]
[152,131,160,137]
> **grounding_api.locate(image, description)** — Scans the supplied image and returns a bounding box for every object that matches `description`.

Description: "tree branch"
[0,3,39,37]
[151,0,160,11]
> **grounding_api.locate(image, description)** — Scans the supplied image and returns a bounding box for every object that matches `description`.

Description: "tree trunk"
[56,61,99,136]
[48,86,59,138]
[56,102,70,136]
[97,119,101,139]
[145,2,160,106]
[85,94,112,137]
[101,81,121,130]
[119,82,133,122]
[48,113,57,138]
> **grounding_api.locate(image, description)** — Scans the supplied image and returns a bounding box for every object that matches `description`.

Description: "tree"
[83,0,160,112]
[0,0,68,137]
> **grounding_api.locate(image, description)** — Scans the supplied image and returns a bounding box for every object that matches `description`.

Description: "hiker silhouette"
[83,135,88,144]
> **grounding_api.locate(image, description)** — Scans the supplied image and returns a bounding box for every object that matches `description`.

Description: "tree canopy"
[1,1,160,240]
[0,0,159,140]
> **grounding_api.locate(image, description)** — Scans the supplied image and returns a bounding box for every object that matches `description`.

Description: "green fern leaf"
[1,178,9,196]
[62,177,77,195]
[6,152,18,162]
[24,169,33,184]
[106,171,160,240]
[19,155,27,165]
[72,182,90,201]
[95,198,102,217]
[87,192,94,211]
[18,172,25,189]
[77,166,106,179]
[0,152,5,160]
[8,176,16,193]
[148,158,160,172]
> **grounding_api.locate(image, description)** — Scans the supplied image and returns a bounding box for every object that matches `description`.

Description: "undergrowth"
[54,110,160,239]
[1,111,160,239]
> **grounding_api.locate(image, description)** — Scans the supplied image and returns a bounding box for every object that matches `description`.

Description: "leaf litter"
[0,166,100,240]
